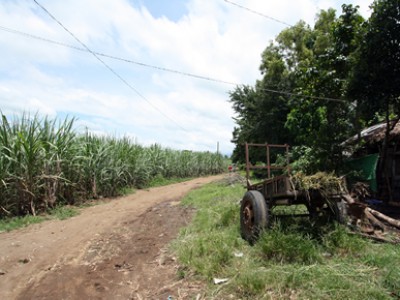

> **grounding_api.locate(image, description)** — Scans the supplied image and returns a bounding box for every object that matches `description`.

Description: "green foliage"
[173,182,399,299]
[258,227,321,264]
[172,182,244,279]
[0,205,79,232]
[321,224,366,255]
[146,175,193,188]
[0,113,226,218]
[347,0,400,185]
[48,205,79,220]
[0,215,45,232]
[229,4,398,174]
[118,186,136,196]
[349,0,400,122]
[289,146,320,174]
[362,243,400,298]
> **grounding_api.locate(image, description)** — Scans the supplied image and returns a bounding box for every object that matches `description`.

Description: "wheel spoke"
[243,204,254,231]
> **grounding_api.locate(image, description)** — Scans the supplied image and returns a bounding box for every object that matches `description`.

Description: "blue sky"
[0,0,371,155]
[133,0,189,21]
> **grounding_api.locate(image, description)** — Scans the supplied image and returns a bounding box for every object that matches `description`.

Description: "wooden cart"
[240,143,346,243]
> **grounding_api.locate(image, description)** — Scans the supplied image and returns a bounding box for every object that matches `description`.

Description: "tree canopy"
[229,0,400,173]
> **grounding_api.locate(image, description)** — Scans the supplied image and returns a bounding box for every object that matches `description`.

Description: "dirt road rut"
[0,175,224,299]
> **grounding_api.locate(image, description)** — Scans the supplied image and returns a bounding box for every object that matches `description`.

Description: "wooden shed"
[343,121,400,205]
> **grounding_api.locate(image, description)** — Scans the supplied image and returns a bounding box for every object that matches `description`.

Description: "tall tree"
[284,6,364,171]
[230,85,261,162]
[348,0,400,199]
[349,0,400,122]
[230,41,296,163]
[229,2,400,177]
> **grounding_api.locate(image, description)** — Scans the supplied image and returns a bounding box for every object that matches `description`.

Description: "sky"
[0,0,372,155]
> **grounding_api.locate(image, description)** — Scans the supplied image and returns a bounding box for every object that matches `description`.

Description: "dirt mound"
[218,172,247,186]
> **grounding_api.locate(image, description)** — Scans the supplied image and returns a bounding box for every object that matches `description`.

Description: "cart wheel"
[335,200,348,224]
[240,190,269,244]
[308,200,347,225]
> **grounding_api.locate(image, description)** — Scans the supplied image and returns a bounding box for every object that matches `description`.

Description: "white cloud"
[0,0,372,155]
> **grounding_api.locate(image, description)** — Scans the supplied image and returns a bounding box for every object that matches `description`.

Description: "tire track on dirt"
[0,174,224,299]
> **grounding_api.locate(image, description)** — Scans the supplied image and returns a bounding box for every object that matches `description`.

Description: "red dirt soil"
[0,175,225,300]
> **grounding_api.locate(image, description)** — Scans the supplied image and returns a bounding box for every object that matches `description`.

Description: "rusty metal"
[244,142,289,180]
[242,202,254,233]
[245,142,250,188]
[241,143,345,243]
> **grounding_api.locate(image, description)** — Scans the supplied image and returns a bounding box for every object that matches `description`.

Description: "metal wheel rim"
[243,201,254,232]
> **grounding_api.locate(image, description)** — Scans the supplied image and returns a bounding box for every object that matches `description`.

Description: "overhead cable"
[0,25,346,103]
[32,0,187,132]
[223,0,293,27]
[0,25,236,85]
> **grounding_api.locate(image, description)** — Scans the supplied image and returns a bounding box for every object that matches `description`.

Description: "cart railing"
[245,143,290,188]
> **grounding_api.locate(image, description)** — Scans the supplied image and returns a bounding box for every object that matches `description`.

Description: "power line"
[223,0,293,27]
[32,0,187,132]
[221,1,346,104]
[0,25,346,103]
[0,25,236,86]
[258,86,346,103]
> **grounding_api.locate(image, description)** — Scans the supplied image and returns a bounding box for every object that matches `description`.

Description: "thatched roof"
[343,120,400,148]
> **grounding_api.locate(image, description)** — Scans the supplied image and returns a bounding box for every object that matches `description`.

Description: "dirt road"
[0,174,225,300]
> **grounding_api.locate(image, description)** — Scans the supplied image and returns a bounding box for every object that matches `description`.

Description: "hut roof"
[344,120,400,146]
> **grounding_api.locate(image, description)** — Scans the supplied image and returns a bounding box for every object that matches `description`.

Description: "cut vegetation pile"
[290,172,345,194]
[173,181,400,299]
[291,172,400,244]
[0,113,225,218]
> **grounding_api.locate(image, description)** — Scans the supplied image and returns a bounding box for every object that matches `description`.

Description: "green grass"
[146,175,194,188]
[48,205,80,220]
[0,215,45,232]
[118,186,137,196]
[172,182,400,299]
[0,205,80,232]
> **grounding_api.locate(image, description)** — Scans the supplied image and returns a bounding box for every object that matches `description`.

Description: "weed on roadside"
[0,205,80,232]
[172,182,400,300]
[0,215,45,232]
[48,205,79,220]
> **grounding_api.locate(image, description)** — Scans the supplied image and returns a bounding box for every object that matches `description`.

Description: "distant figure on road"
[228,164,236,172]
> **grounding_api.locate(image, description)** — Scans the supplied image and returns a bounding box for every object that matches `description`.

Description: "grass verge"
[0,205,80,232]
[172,181,400,299]
[48,205,80,220]
[146,175,194,188]
[0,215,45,232]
